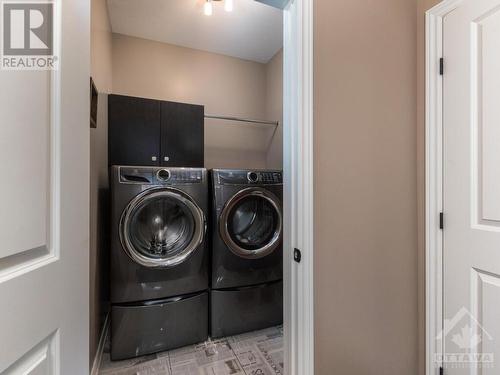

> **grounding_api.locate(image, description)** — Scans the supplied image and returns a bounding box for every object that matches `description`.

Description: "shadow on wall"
[96,185,110,324]
[89,90,111,365]
[204,119,278,169]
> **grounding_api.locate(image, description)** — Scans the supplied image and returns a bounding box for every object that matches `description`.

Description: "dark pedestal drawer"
[210,281,283,339]
[111,291,208,360]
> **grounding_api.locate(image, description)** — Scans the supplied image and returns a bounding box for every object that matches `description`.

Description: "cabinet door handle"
[164,156,170,162]
[151,156,157,161]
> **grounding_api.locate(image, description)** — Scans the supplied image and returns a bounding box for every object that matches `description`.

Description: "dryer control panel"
[215,170,282,185]
[260,171,282,184]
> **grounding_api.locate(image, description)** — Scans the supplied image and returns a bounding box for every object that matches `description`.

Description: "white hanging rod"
[205,114,279,126]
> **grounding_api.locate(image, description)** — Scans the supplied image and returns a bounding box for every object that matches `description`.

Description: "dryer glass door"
[120,188,205,268]
[220,187,282,259]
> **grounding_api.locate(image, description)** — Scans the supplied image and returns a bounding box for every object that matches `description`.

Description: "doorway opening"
[90,1,313,374]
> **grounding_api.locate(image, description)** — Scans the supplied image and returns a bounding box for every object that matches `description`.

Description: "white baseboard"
[90,314,109,375]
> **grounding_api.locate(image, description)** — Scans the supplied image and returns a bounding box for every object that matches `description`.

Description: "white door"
[0,0,90,373]
[443,0,500,373]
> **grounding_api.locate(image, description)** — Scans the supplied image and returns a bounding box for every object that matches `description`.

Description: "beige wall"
[112,34,282,169]
[265,50,283,169]
[314,0,418,373]
[90,0,112,366]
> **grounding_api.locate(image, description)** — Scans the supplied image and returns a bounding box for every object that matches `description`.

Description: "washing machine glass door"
[120,187,205,268]
[220,187,282,259]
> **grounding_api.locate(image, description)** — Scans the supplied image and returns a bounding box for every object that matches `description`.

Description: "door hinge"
[440,212,444,230]
[439,58,444,75]
[439,366,444,375]
[294,248,302,263]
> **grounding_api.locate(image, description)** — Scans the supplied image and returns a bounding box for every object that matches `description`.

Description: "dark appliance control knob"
[157,169,171,181]
[247,172,259,183]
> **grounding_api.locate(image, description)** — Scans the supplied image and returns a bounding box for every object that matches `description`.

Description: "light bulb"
[204,0,213,16]
[224,0,233,12]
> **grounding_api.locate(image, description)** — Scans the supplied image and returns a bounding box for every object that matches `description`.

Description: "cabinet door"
[161,101,204,167]
[109,95,161,166]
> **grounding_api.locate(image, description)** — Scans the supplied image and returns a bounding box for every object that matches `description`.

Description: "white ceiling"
[107,0,283,64]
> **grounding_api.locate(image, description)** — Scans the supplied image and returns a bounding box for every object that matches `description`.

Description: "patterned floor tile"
[100,326,283,375]
[230,327,284,375]
[169,339,244,375]
[100,353,160,373]
[106,358,170,375]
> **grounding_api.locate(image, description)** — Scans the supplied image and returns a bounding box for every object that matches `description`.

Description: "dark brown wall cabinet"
[109,94,204,167]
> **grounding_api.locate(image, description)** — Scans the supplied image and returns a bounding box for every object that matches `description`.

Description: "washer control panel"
[119,167,204,184]
[217,170,282,185]
[156,169,203,184]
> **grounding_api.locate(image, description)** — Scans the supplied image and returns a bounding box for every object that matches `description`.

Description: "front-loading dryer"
[210,169,283,338]
[110,166,208,360]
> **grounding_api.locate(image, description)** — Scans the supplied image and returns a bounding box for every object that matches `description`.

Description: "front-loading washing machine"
[110,166,208,360]
[210,169,283,338]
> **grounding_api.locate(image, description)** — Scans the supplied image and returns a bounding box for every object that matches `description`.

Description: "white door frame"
[425,1,463,374]
[283,0,314,374]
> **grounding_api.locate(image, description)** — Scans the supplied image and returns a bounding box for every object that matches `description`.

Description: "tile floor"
[99,326,284,375]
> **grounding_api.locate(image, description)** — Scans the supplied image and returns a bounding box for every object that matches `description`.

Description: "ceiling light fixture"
[224,0,234,12]
[204,0,213,16]
[204,0,234,16]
